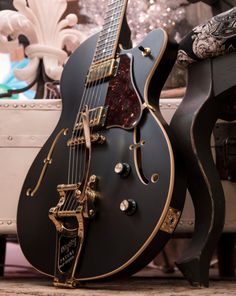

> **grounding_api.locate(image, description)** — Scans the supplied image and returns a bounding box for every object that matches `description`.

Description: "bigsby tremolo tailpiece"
[49,105,99,288]
[49,175,99,288]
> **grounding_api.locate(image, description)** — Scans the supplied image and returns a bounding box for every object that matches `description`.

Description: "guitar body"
[17,28,185,283]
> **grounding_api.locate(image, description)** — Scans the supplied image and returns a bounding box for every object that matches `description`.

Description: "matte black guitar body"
[17,29,185,283]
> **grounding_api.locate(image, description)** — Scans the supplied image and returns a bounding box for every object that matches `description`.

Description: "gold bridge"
[74,106,108,131]
[86,58,119,84]
[67,133,106,147]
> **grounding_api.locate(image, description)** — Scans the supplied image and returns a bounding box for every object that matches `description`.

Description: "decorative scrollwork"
[0,0,83,82]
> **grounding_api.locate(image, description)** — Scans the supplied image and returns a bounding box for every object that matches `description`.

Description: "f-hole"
[132,127,149,185]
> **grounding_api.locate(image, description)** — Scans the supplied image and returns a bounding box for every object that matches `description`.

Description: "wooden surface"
[2,242,236,295]
[1,274,236,296]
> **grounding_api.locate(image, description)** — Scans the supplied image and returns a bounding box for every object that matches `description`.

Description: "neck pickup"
[86,58,119,85]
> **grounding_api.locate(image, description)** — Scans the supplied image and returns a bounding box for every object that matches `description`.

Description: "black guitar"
[17,0,185,288]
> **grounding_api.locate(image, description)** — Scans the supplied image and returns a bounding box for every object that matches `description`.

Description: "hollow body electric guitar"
[17,0,185,288]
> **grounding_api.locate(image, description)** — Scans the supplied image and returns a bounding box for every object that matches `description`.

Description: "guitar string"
[71,0,121,185]
[64,0,125,211]
[68,0,124,211]
[74,0,122,184]
[65,0,121,211]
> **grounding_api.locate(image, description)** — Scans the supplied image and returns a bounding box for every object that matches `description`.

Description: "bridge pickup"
[67,133,106,147]
[74,106,108,131]
[86,58,119,84]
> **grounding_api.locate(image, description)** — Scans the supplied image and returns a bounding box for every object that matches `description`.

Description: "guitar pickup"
[67,133,106,147]
[74,106,108,130]
[86,58,119,84]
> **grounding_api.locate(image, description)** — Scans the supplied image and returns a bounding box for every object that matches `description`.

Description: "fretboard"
[92,0,128,64]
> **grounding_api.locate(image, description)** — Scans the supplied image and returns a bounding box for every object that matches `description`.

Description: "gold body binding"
[26,128,68,197]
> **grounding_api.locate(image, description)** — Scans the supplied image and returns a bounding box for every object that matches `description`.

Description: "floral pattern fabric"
[177,7,236,67]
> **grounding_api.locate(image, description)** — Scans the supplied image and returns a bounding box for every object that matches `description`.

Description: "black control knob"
[114,162,131,177]
[120,199,137,215]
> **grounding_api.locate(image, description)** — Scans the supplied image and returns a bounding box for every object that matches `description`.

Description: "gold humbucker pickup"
[86,58,119,84]
[75,106,108,131]
[67,133,106,147]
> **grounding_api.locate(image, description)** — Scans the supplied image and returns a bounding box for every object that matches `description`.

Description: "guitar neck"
[92,0,128,64]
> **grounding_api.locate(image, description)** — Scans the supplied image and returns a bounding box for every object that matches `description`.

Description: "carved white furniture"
[0,0,82,236]
[0,0,82,83]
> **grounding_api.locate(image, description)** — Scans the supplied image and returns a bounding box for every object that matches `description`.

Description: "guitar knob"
[120,199,137,215]
[138,46,151,57]
[114,162,131,177]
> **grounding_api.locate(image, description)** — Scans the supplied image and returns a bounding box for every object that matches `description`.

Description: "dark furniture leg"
[0,236,6,276]
[170,53,236,286]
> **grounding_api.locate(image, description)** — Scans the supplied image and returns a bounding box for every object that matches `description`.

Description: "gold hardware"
[120,199,129,212]
[141,47,152,57]
[51,205,85,288]
[129,140,145,151]
[67,133,106,147]
[50,175,99,287]
[160,207,181,234]
[74,106,108,131]
[26,128,68,197]
[151,173,159,183]
[114,163,124,174]
[81,105,91,150]
[131,127,149,185]
[54,278,78,289]
[89,209,95,217]
[55,175,99,211]
[86,58,119,84]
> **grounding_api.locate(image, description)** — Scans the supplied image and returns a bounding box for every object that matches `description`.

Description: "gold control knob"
[114,162,131,177]
[120,199,137,215]
[138,46,152,57]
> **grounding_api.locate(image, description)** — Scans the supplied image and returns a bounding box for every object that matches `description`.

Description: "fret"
[102,21,120,31]
[104,11,122,21]
[95,44,117,55]
[105,3,124,14]
[94,51,113,59]
[94,45,114,56]
[95,45,115,57]
[99,25,120,40]
[93,55,113,64]
[104,5,123,16]
[98,18,120,38]
[93,50,113,60]
[95,36,117,51]
[102,17,121,30]
[99,24,121,40]
[92,0,128,64]
[107,0,123,7]
[96,34,117,46]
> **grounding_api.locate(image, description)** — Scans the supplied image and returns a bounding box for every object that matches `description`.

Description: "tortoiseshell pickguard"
[105,54,142,129]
